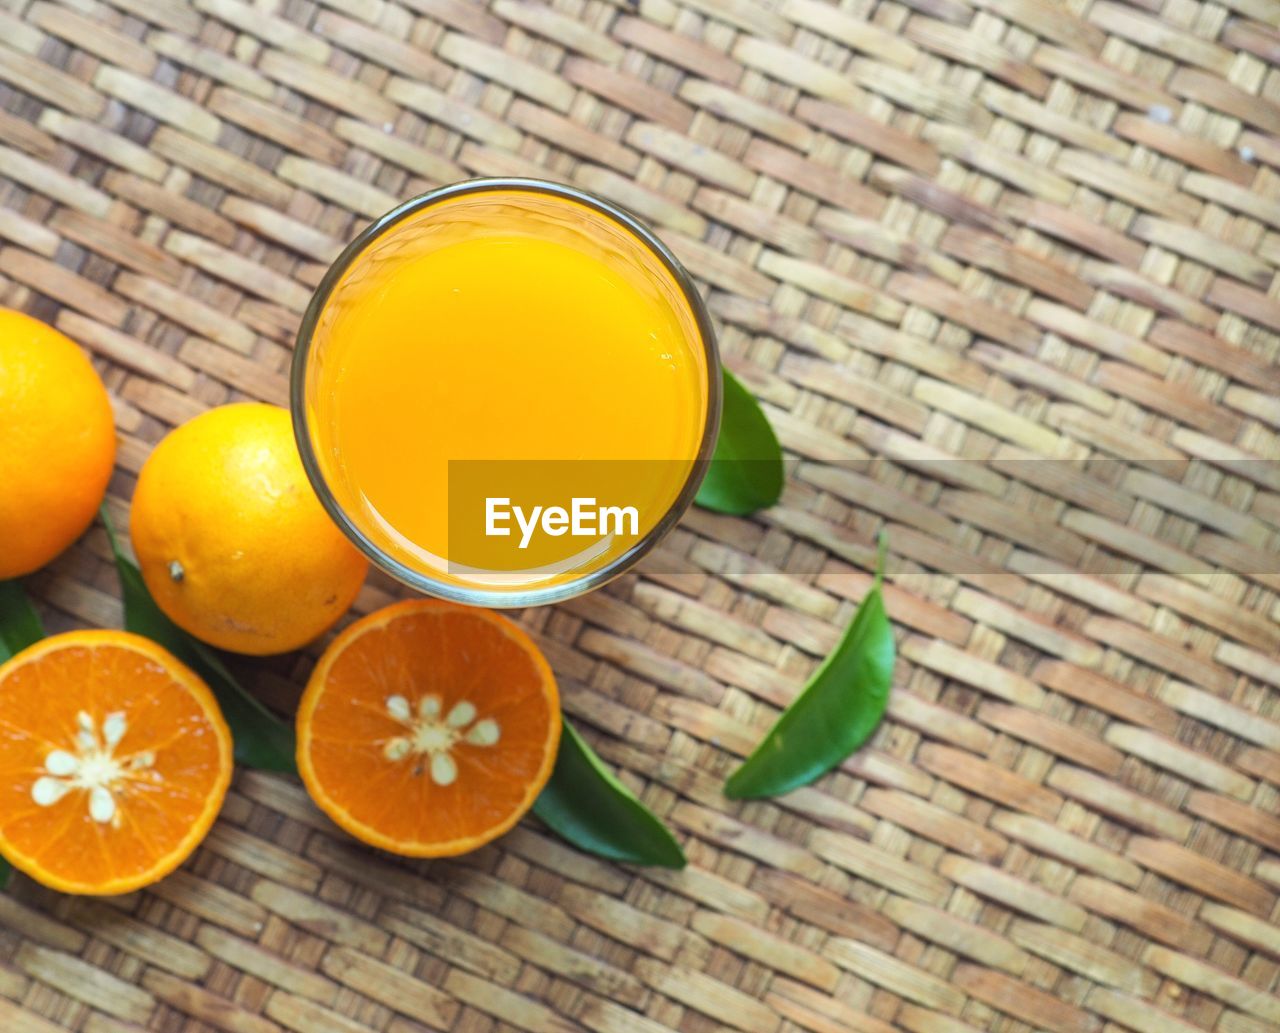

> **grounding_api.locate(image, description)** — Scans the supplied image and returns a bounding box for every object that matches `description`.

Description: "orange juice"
[295,182,716,604]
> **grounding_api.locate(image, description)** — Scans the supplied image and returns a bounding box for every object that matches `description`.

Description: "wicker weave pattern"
[1,1,1279,1031]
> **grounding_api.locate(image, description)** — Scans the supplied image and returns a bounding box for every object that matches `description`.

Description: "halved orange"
[0,630,233,895]
[297,600,561,857]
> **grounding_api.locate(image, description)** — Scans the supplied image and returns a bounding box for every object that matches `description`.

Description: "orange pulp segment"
[297,600,561,857]
[0,630,233,895]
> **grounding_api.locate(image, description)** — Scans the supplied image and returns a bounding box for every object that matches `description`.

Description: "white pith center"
[31,711,157,827]
[382,694,500,787]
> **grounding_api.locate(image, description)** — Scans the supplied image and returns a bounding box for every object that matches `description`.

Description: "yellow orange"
[130,403,367,655]
[0,310,116,578]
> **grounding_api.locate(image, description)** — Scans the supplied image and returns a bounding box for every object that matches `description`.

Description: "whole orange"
[0,309,116,578]
[130,403,368,655]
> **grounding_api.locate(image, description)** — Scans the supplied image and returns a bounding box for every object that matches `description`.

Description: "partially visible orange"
[0,630,232,895]
[130,403,368,655]
[297,600,561,857]
[0,310,116,578]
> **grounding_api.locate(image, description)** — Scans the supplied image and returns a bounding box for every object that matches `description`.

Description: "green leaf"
[0,580,41,888]
[725,534,895,799]
[533,719,685,868]
[0,580,45,664]
[100,507,297,774]
[696,368,783,515]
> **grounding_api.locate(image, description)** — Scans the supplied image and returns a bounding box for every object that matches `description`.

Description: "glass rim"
[291,177,723,608]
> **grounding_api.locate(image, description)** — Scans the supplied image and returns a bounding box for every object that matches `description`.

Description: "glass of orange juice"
[292,179,720,607]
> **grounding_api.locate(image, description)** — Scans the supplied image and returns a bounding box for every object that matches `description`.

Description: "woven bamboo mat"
[2,0,1279,1031]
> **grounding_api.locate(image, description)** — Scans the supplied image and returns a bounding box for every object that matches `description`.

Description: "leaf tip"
[722,769,753,801]
[651,836,688,869]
